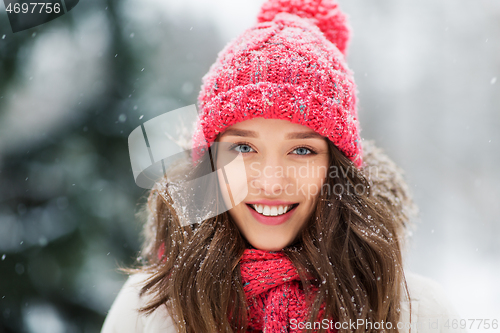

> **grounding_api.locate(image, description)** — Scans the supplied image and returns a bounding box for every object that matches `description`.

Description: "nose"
[249,158,289,196]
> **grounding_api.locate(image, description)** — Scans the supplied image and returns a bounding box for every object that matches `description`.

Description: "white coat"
[101,271,466,333]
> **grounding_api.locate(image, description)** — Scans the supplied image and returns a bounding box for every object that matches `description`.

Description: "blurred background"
[0,0,498,332]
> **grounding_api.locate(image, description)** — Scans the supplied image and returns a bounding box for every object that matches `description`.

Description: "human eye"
[291,146,316,156]
[229,142,255,154]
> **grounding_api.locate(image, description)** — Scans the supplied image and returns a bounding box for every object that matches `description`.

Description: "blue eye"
[292,147,312,155]
[233,144,254,153]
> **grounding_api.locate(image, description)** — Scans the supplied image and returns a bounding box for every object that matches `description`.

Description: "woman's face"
[216,118,329,251]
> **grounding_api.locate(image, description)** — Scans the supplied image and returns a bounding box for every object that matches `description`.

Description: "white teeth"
[251,204,294,217]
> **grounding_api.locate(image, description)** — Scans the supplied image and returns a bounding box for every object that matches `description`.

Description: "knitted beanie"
[191,0,362,168]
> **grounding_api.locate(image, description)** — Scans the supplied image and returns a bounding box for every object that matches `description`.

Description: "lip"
[246,199,297,206]
[246,203,298,226]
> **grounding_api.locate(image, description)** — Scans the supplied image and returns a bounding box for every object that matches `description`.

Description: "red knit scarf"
[239,249,337,333]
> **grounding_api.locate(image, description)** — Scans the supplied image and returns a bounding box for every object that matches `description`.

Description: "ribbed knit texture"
[257,0,350,56]
[191,0,362,168]
[239,249,336,332]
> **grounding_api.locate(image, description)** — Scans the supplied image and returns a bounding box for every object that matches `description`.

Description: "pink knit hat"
[192,0,362,168]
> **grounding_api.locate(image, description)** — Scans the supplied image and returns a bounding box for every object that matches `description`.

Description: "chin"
[247,235,292,252]
[252,244,284,252]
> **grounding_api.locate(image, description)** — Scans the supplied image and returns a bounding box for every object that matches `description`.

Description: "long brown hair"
[134,138,415,333]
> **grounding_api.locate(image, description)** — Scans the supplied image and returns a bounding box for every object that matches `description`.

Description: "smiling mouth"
[246,203,299,217]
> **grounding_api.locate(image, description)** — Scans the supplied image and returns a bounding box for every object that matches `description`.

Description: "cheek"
[296,163,328,200]
[217,153,249,210]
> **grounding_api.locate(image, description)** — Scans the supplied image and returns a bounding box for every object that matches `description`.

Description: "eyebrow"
[220,128,324,140]
[285,131,324,140]
[220,129,258,138]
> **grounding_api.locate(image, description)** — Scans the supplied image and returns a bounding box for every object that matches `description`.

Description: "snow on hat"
[191,0,362,168]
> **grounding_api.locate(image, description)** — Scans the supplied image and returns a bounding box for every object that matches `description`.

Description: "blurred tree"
[0,0,224,331]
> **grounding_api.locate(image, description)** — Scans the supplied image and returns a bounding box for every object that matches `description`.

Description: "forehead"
[220,118,323,139]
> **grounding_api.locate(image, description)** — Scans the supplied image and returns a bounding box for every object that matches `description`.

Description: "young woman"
[102,0,464,332]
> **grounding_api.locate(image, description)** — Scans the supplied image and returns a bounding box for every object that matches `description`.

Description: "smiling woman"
[216,118,330,251]
[101,0,466,332]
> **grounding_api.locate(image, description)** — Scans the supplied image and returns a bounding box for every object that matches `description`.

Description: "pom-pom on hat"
[192,0,362,168]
